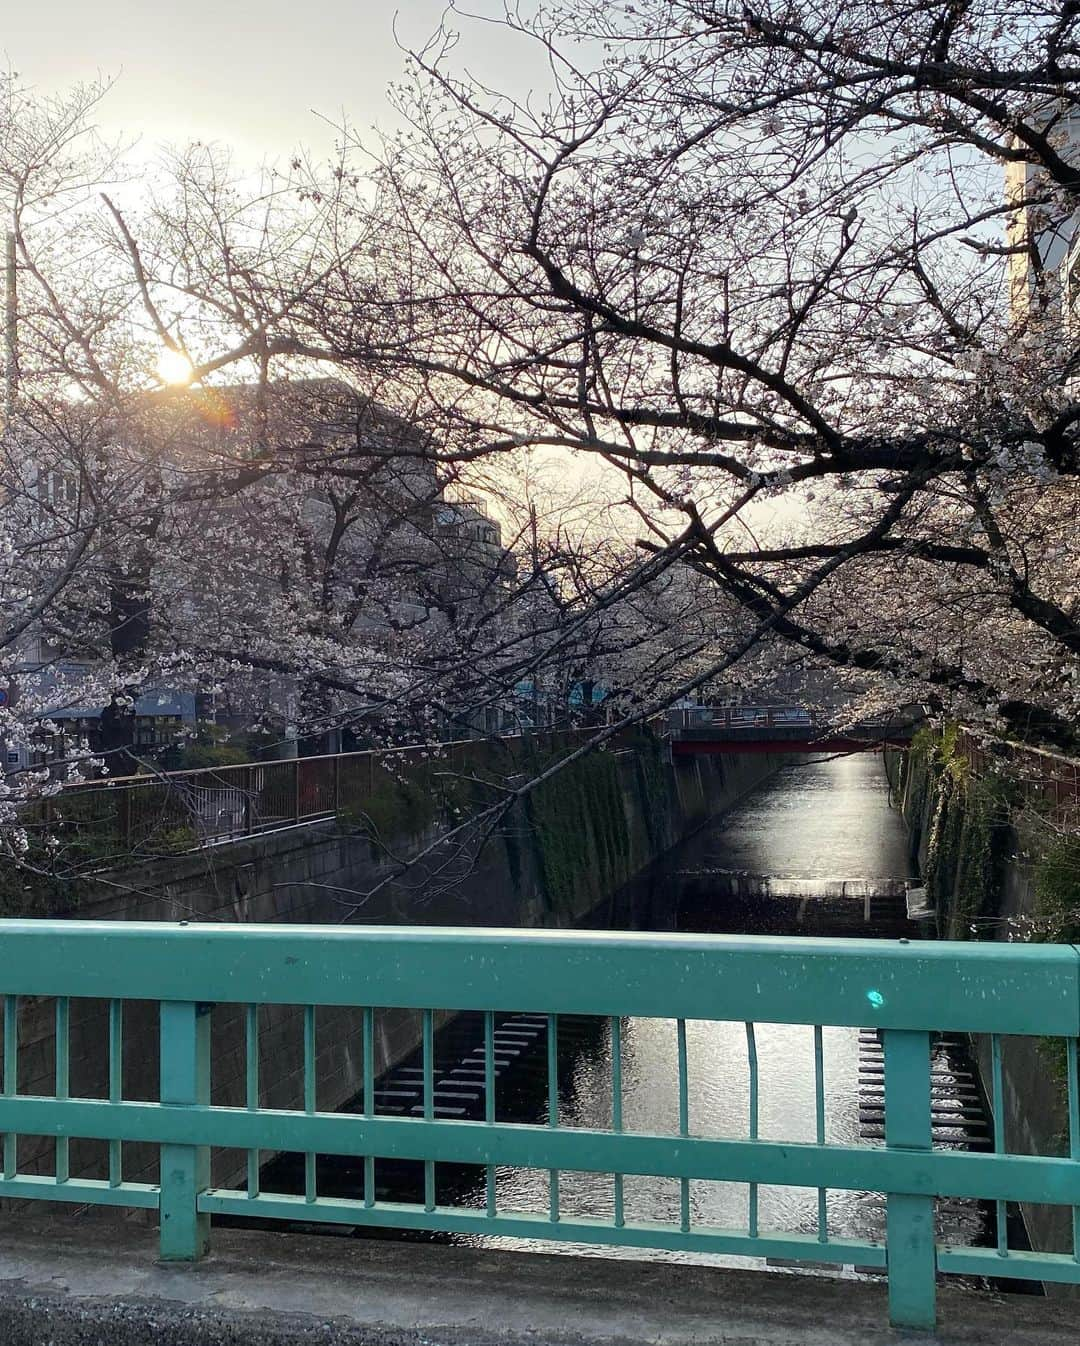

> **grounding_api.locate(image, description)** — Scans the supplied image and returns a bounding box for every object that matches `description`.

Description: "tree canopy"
[342,0,1080,747]
[2,2,1079,824]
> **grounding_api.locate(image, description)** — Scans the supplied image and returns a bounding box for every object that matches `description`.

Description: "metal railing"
[669,705,816,732]
[667,705,922,745]
[26,728,599,857]
[0,922,1078,1329]
[958,728,1080,829]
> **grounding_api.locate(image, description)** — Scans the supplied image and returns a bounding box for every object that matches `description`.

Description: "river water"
[262,754,993,1273]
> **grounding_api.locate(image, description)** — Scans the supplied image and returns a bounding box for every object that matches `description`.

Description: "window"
[36,469,79,510]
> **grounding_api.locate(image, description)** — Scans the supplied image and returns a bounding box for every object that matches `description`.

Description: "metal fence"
[0,921,1078,1329]
[27,729,599,858]
[668,705,816,732]
[958,728,1080,829]
[666,706,920,748]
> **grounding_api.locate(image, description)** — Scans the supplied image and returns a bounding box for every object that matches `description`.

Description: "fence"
[668,705,816,732]
[667,706,922,745]
[25,728,599,859]
[958,728,1080,830]
[0,921,1078,1329]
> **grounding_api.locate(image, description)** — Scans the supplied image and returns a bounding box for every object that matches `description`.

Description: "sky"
[4,1,813,540]
[4,2,540,166]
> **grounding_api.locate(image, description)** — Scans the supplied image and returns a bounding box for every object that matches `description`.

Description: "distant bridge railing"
[669,705,815,735]
[667,705,921,749]
[0,921,1078,1330]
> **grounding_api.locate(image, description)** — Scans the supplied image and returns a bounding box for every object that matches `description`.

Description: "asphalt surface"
[0,1214,1076,1345]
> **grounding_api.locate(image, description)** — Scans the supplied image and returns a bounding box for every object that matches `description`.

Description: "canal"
[258,753,995,1275]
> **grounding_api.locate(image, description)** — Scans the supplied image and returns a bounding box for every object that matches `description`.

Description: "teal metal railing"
[0,921,1078,1330]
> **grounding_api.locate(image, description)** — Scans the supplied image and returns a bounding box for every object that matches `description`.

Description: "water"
[468,1016,883,1261]
[257,754,993,1274]
[447,756,983,1266]
[597,752,915,936]
[682,752,912,883]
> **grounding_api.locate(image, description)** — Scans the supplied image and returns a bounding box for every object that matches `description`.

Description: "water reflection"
[261,755,989,1272]
[477,1018,875,1255]
[446,756,984,1266]
[598,753,915,937]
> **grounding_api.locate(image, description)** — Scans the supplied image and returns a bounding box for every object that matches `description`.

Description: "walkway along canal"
[253,754,1006,1282]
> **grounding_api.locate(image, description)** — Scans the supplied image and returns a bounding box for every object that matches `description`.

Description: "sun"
[156,347,195,386]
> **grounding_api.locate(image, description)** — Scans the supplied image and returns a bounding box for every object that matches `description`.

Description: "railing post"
[883,1028,935,1330]
[159,1000,211,1261]
[116,785,131,849]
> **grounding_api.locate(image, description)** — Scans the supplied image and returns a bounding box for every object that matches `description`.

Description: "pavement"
[0,1214,1076,1345]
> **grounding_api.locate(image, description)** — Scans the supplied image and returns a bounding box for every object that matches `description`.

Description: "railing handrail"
[0,921,1075,1036]
[959,724,1080,775]
[670,705,923,723]
[56,725,602,794]
[1,920,1078,1330]
[24,725,640,853]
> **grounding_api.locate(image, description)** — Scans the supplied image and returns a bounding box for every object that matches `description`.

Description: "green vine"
[527,750,631,915]
[1034,832,1080,943]
[632,731,674,850]
[905,725,1015,941]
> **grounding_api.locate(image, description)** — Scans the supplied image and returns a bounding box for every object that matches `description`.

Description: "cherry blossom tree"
[0,71,132,820]
[8,0,1080,863]
[308,0,1080,749]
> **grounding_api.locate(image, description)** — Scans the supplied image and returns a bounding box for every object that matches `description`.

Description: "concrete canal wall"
[4,733,783,1199]
[894,730,1079,1278]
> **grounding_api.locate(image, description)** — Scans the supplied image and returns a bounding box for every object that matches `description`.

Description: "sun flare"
[156,347,195,386]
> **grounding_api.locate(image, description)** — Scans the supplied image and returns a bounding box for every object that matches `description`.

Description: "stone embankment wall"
[894,728,1080,1277]
[6,732,782,1198]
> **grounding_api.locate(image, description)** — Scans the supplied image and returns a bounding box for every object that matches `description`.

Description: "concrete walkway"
[0,1216,1075,1345]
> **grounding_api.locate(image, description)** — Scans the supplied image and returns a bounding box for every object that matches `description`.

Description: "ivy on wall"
[526,749,632,914]
[633,730,675,852]
[900,728,1080,1157]
[338,731,667,918]
[6,730,675,923]
[1034,832,1080,943]
[904,726,1015,941]
[339,740,519,854]
[0,791,199,918]
[341,767,441,847]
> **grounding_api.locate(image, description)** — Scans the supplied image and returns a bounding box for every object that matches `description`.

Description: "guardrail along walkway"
[0,921,1078,1331]
[24,728,598,853]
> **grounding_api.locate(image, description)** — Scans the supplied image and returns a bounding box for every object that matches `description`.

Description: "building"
[11,379,526,765]
[431,492,516,607]
[1005,105,1080,324]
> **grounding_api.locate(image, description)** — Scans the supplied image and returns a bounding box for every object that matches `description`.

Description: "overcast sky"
[5,2,537,165]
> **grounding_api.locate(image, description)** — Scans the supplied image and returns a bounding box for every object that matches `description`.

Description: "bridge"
[0,919,1077,1338]
[668,705,921,755]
